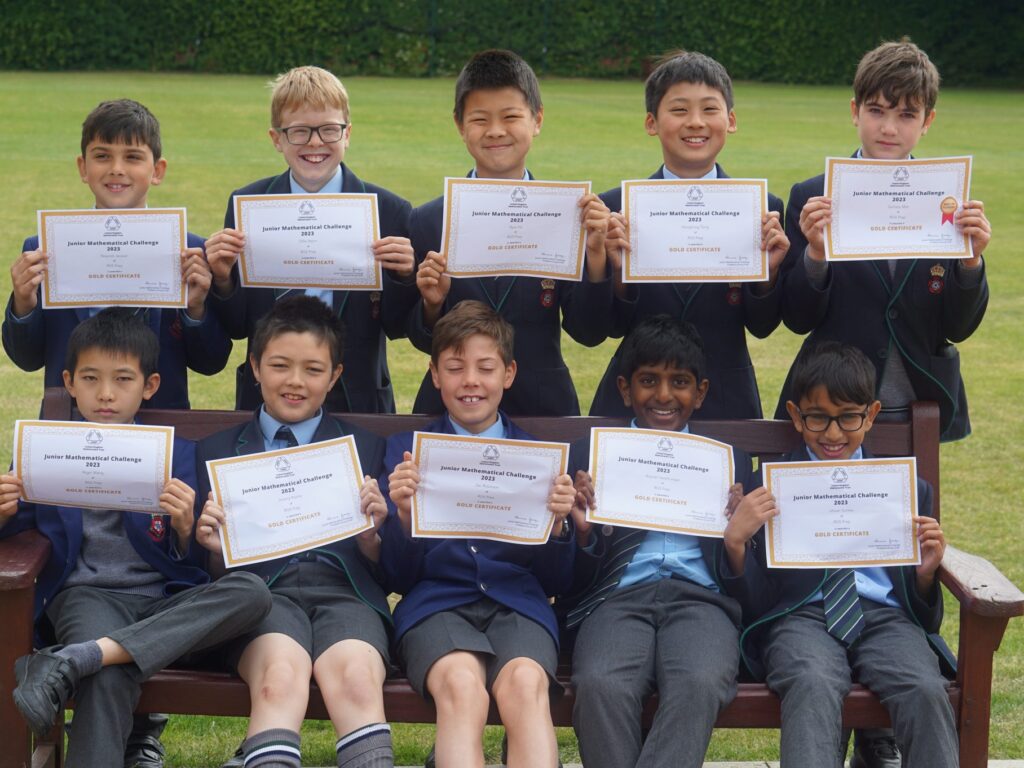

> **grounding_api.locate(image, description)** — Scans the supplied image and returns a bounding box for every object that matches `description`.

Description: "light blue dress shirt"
[661,164,718,181]
[449,416,507,440]
[258,406,324,451]
[288,167,343,308]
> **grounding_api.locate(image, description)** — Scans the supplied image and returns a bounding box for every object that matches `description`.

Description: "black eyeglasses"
[797,410,869,432]
[276,123,347,145]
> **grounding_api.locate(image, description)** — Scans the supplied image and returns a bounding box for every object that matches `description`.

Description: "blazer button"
[469,544,478,554]
[479,582,488,592]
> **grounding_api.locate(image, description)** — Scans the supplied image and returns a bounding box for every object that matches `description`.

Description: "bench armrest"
[0,529,51,592]
[939,544,1024,618]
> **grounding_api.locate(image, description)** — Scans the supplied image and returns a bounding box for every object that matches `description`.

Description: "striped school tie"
[564,529,646,629]
[822,568,865,646]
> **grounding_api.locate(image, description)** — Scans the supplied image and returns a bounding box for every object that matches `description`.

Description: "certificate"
[440,178,590,280]
[411,432,569,544]
[39,208,187,308]
[206,436,370,568]
[763,458,920,568]
[235,194,382,290]
[587,427,734,537]
[13,420,173,514]
[825,156,972,260]
[622,179,768,282]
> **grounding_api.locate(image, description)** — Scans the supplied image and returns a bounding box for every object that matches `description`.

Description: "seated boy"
[563,315,755,768]
[0,308,271,768]
[589,51,790,421]
[3,98,231,410]
[381,300,576,768]
[195,294,395,768]
[723,341,955,768]
[407,49,614,416]
[777,40,992,443]
[204,65,417,414]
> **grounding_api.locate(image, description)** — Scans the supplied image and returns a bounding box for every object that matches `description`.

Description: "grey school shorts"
[398,597,560,699]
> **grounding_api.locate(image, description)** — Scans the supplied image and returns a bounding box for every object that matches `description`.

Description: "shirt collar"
[289,165,343,194]
[855,148,911,161]
[258,405,324,446]
[469,168,530,181]
[449,415,507,439]
[630,418,690,434]
[662,164,718,181]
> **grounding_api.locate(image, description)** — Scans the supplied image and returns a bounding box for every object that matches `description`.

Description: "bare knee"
[252,657,312,709]
[493,658,549,712]
[428,657,490,718]
[317,655,385,712]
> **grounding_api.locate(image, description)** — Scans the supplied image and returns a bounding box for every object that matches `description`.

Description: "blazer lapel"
[235,415,267,456]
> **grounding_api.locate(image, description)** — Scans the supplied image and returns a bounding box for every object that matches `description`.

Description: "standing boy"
[3,99,231,410]
[589,51,789,421]
[0,309,271,768]
[205,65,417,413]
[382,300,576,768]
[724,341,955,768]
[408,49,614,416]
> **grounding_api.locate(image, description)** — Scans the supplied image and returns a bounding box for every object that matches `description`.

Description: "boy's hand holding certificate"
[411,432,569,544]
[588,428,734,537]
[14,420,173,514]
[763,458,920,568]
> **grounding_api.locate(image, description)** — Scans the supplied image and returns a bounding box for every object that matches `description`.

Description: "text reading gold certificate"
[38,208,187,308]
[235,194,382,290]
[622,179,768,282]
[588,427,734,537]
[825,156,972,261]
[411,432,569,544]
[206,436,370,568]
[440,178,590,280]
[14,420,173,514]
[763,458,920,568]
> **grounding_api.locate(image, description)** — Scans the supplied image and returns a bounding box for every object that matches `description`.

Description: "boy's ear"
[921,109,937,135]
[141,373,161,401]
[269,127,285,154]
[62,369,76,397]
[428,359,441,391]
[149,157,167,187]
[328,363,344,390]
[502,360,517,390]
[76,156,87,184]
[694,378,710,409]
[785,399,804,433]
[727,109,737,134]
[249,354,261,382]
[644,112,658,137]
[863,400,883,430]
[616,375,632,407]
[532,107,544,135]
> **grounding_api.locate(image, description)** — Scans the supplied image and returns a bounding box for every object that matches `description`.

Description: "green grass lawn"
[1,71,1021,765]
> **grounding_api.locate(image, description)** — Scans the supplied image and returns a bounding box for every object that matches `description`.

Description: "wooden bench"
[1,389,1021,768]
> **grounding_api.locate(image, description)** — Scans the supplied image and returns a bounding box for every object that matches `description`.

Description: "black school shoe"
[124,733,166,768]
[219,743,245,768]
[13,646,82,737]
[849,729,902,768]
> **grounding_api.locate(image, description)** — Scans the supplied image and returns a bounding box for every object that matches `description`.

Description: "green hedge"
[2,0,1020,85]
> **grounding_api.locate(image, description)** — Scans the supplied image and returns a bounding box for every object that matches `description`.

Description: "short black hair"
[250,295,346,367]
[645,50,734,114]
[454,49,542,124]
[619,315,706,381]
[789,341,876,406]
[81,99,162,161]
[65,308,159,379]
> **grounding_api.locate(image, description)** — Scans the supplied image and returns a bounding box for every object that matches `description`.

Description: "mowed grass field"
[0,71,1021,765]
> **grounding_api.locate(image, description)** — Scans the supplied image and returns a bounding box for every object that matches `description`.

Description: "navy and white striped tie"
[822,568,865,646]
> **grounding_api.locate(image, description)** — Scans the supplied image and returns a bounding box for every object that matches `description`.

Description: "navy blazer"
[209,165,418,413]
[720,447,952,680]
[590,165,785,420]
[776,167,988,441]
[2,233,231,410]
[377,413,575,646]
[195,411,392,624]
[0,437,208,646]
[404,173,614,416]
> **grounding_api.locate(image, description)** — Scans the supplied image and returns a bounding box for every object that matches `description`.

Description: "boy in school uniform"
[0,309,271,768]
[723,341,955,768]
[776,40,992,443]
[195,295,395,768]
[381,300,577,768]
[204,65,418,414]
[3,98,231,411]
[589,51,790,421]
[407,49,614,416]
[562,315,756,768]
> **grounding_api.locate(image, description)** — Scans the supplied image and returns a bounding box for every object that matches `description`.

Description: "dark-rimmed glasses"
[275,123,347,145]
[797,410,869,432]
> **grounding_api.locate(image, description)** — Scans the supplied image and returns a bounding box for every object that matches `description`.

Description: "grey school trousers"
[571,578,742,768]
[45,572,272,768]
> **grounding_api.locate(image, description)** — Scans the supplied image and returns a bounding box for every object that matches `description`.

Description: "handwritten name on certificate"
[39,208,187,309]
[440,178,590,280]
[763,458,920,569]
[825,156,972,261]
[587,428,734,537]
[14,420,173,514]
[622,179,768,283]
[235,194,382,290]
[411,432,569,545]
[206,436,369,568]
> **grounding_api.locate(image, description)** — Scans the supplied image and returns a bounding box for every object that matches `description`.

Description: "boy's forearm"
[916,569,936,596]
[724,539,747,576]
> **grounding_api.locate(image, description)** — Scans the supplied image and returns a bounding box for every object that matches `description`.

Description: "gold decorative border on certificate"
[411,432,569,544]
[587,427,734,537]
[824,156,972,261]
[207,435,367,567]
[14,420,173,513]
[235,194,382,291]
[39,208,187,308]
[440,178,590,280]
[622,178,768,283]
[764,457,920,568]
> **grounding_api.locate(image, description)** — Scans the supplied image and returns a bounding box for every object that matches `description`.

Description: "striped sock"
[336,723,393,767]
[242,728,301,768]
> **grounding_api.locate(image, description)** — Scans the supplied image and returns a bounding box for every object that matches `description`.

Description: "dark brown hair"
[81,99,162,160]
[431,300,514,365]
[454,49,542,124]
[853,39,940,113]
